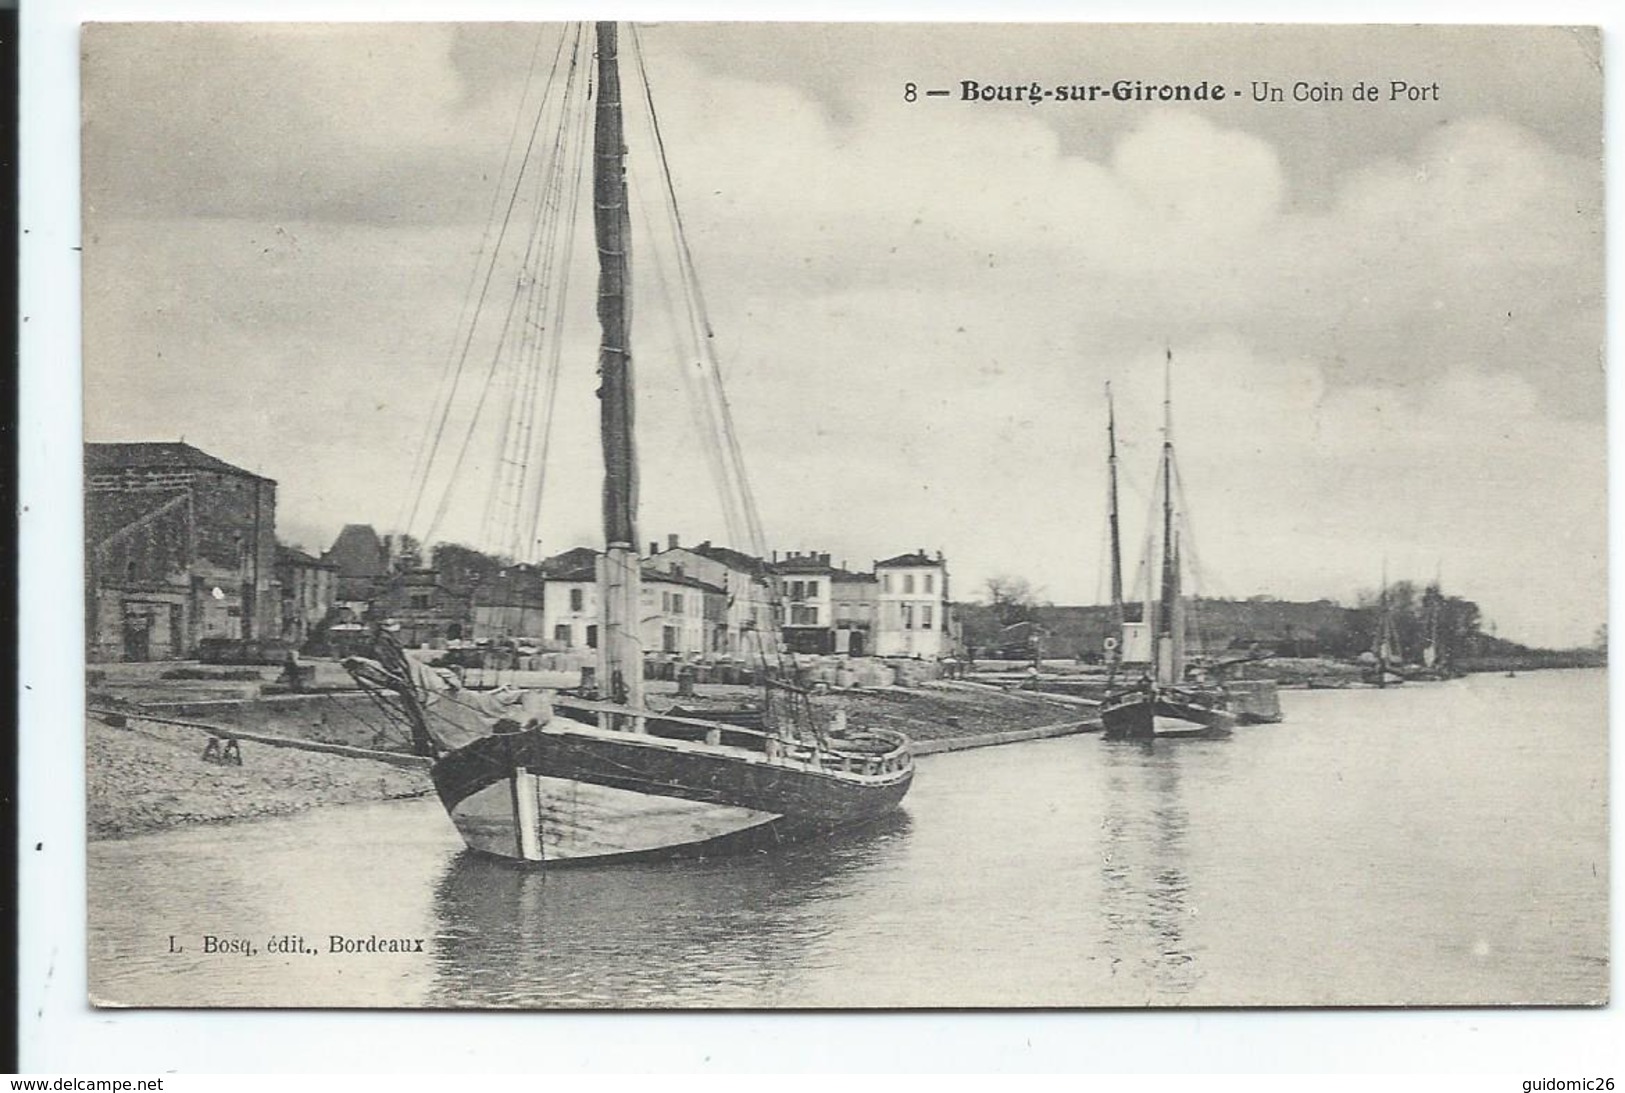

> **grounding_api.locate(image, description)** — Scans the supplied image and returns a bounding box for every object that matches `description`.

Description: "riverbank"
[85,670,1098,840]
[86,715,433,841]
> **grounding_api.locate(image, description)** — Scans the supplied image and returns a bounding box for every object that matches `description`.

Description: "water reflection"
[427,812,913,1008]
[1097,740,1222,999]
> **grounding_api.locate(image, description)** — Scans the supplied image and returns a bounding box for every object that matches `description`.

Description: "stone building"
[535,546,724,657]
[85,441,279,661]
[470,566,547,643]
[322,523,391,618]
[874,550,951,658]
[773,551,838,654]
[275,545,337,650]
[830,567,878,656]
[645,535,775,656]
[372,569,473,649]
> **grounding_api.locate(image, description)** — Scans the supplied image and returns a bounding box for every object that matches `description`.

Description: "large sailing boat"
[1100,354,1235,741]
[344,23,912,864]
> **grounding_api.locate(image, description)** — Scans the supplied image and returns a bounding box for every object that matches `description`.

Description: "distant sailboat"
[1364,566,1407,687]
[1101,353,1235,741]
[1410,578,1456,681]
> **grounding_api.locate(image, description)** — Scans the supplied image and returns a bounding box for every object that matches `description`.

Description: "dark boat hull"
[430,719,913,864]
[1100,687,1235,740]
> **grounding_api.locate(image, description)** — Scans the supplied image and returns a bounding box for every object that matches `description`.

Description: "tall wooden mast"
[592,21,645,721]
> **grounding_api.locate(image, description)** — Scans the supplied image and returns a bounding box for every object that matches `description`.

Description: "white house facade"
[874,550,949,658]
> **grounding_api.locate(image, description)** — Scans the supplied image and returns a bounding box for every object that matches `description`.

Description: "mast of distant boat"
[593,21,646,727]
[1374,560,1392,688]
[1155,348,1181,689]
[1106,382,1125,682]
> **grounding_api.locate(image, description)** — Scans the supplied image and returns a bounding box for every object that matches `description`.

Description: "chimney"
[772,550,779,562]
[649,541,659,556]
[668,533,679,551]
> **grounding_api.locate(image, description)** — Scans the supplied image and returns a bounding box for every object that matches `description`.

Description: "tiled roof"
[537,546,601,576]
[876,551,940,568]
[687,541,769,575]
[644,568,726,595]
[772,557,838,575]
[277,544,337,569]
[538,565,726,595]
[85,441,272,481]
[324,524,389,578]
[543,565,597,583]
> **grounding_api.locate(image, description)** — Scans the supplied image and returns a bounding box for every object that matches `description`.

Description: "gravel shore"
[86,715,433,841]
[86,672,1094,841]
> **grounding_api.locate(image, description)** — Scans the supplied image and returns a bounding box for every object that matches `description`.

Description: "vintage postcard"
[81,22,1606,1009]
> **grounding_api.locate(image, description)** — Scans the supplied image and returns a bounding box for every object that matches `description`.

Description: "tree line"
[961,574,1597,665]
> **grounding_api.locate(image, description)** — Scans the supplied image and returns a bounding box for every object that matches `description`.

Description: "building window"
[883,574,892,593]
[904,574,915,594]
[791,604,818,626]
[924,574,934,595]
[901,603,914,630]
[570,588,584,612]
[586,624,598,649]
[672,592,684,614]
[922,605,934,630]
[410,594,430,610]
[806,580,818,598]
[663,626,678,653]
[554,624,572,645]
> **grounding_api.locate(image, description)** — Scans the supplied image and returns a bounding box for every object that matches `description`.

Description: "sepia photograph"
[75,19,1606,1012]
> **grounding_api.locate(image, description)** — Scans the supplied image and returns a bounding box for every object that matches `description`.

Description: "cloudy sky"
[81,22,1605,647]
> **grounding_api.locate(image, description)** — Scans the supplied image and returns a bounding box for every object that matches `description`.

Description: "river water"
[89,669,1608,1008]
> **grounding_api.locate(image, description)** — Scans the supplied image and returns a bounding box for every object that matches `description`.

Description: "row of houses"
[85,441,957,662]
[323,531,955,661]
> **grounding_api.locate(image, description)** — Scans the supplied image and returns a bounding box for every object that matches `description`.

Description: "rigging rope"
[630,24,770,560]
[479,27,589,557]
[622,26,814,738]
[411,25,578,546]
[517,62,594,564]
[396,25,556,541]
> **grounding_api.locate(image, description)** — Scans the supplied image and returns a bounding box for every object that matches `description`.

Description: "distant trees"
[948,586,1518,665]
[432,542,512,592]
[983,575,1042,627]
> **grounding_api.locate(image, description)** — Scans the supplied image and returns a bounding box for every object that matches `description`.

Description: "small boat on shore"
[1100,361,1235,742]
[344,23,912,863]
